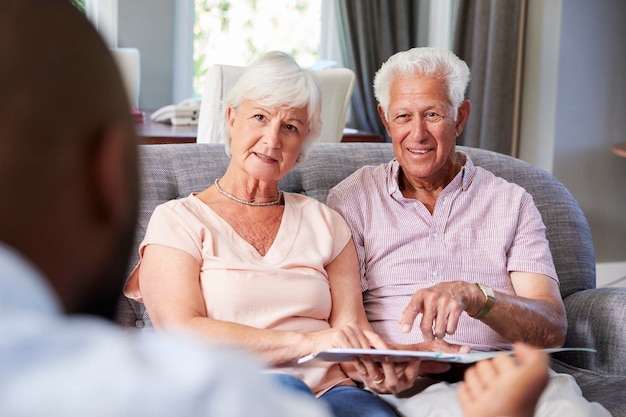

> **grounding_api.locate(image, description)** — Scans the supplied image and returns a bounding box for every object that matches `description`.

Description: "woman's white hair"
[220,50,322,165]
[373,47,470,121]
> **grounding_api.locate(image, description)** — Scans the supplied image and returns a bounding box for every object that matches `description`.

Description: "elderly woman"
[124,51,412,417]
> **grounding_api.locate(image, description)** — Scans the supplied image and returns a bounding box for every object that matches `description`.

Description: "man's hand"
[398,281,484,341]
[395,339,471,375]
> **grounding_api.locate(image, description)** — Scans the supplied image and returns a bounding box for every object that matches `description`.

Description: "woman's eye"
[285,124,298,133]
[254,114,266,122]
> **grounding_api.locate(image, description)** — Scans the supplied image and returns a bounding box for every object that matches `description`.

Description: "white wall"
[520,0,626,287]
[518,0,561,173]
[118,0,175,110]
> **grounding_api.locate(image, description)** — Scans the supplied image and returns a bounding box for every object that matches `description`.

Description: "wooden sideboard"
[135,112,384,145]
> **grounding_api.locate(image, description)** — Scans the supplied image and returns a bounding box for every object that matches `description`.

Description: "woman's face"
[228,99,309,182]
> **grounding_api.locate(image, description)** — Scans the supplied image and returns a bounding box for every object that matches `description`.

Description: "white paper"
[297,347,596,365]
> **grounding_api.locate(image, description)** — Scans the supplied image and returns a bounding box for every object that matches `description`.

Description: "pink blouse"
[125,192,354,396]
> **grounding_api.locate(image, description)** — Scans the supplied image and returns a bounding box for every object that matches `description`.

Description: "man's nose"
[410,117,428,141]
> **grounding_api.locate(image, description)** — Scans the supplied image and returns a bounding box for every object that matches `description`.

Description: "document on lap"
[297,347,596,364]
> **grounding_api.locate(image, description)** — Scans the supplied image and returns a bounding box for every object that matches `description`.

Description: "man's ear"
[377,104,391,135]
[88,124,132,224]
[454,100,471,137]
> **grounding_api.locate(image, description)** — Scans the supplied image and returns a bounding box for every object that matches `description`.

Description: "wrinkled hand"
[309,323,372,354]
[398,281,483,341]
[351,331,423,394]
[358,359,423,394]
[354,339,471,393]
[412,339,471,375]
[309,326,400,392]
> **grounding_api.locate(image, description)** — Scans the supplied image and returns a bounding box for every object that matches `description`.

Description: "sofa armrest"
[554,288,626,376]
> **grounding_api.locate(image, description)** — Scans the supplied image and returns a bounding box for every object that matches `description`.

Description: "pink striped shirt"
[327,152,557,351]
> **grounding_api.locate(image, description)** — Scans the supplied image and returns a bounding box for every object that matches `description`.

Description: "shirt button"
[432,270,439,277]
[135,319,145,329]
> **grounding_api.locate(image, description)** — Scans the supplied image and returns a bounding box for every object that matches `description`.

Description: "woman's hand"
[306,324,393,389]
[347,330,423,394]
[354,337,472,394]
[356,358,423,394]
[307,323,373,355]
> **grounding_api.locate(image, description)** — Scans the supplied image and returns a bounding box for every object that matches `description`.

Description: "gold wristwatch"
[471,283,496,319]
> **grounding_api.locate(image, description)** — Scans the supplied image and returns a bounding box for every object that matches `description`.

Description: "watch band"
[471,283,496,319]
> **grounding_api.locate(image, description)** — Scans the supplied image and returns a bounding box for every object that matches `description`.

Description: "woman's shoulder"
[155,193,203,212]
[150,193,217,225]
[283,192,325,208]
[284,192,344,218]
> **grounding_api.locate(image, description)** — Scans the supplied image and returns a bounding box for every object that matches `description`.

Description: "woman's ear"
[227,106,237,129]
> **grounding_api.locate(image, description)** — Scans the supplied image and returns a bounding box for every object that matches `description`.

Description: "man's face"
[379,75,461,188]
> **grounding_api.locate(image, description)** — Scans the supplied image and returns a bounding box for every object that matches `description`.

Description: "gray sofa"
[116,143,626,415]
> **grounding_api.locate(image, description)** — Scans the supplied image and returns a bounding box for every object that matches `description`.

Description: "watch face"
[481,284,495,298]
[473,284,495,319]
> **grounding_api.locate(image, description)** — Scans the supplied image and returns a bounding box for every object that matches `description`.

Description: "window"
[193,0,322,96]
[71,0,86,13]
[85,0,118,47]
[91,1,451,110]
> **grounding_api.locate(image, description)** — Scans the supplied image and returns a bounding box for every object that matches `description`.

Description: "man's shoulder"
[2,314,322,416]
[332,161,391,193]
[472,164,528,196]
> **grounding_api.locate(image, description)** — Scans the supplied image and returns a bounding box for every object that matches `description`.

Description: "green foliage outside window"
[71,0,86,13]
[193,0,320,96]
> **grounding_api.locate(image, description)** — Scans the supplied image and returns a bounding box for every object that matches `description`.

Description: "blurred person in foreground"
[326,47,610,417]
[459,343,550,417]
[0,1,333,416]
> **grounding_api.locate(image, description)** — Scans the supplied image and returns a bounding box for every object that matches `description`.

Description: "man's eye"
[425,112,443,121]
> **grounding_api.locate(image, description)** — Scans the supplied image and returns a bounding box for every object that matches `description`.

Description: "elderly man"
[327,47,609,417]
[0,1,332,416]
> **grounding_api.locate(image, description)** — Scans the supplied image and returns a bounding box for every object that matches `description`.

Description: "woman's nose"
[263,122,282,148]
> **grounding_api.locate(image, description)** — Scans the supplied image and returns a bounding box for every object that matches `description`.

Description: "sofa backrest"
[116,143,596,328]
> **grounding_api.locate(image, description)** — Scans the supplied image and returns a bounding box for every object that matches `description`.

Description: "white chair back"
[197,65,355,144]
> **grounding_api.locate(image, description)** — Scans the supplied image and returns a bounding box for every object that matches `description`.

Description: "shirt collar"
[458,151,476,191]
[0,241,61,315]
[387,150,476,196]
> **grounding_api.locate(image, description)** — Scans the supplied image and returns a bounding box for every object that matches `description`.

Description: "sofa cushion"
[117,142,595,325]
